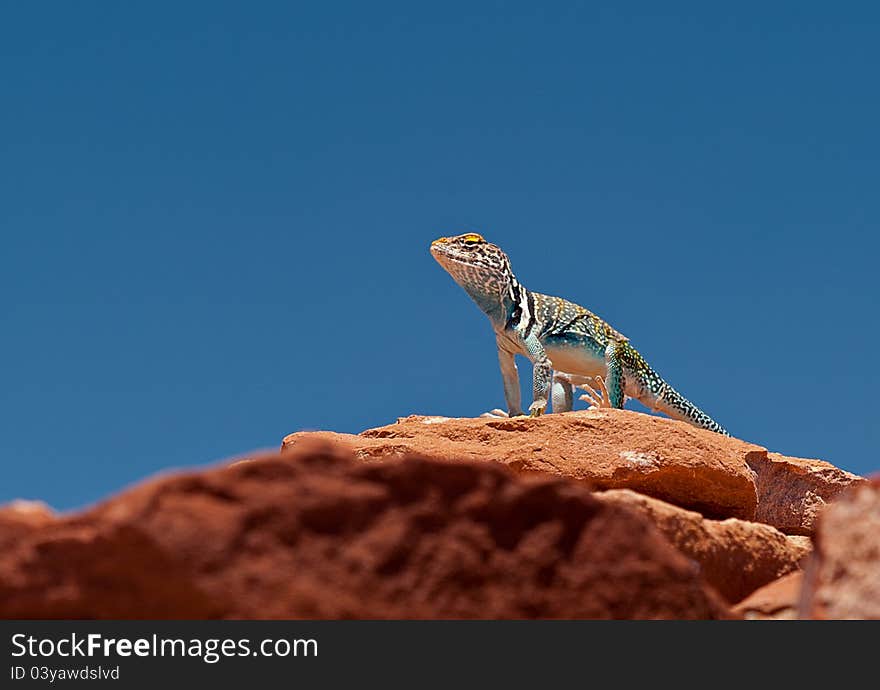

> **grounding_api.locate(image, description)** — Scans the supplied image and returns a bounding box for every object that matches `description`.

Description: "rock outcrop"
[0,408,871,619]
[800,478,880,619]
[594,489,809,604]
[284,410,761,520]
[282,410,863,535]
[747,452,865,536]
[0,441,730,619]
[0,500,55,551]
[732,571,804,620]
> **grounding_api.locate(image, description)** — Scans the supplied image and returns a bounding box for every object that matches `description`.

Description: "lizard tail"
[653,382,729,436]
[618,342,729,436]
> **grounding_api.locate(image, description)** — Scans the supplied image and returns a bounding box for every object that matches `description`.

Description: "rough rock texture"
[801,478,880,619]
[0,441,731,620]
[748,452,865,536]
[595,489,810,604]
[3,407,869,619]
[0,500,55,551]
[732,571,804,620]
[283,409,761,520]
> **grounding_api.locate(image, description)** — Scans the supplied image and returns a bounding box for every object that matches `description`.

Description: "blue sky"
[2,2,877,510]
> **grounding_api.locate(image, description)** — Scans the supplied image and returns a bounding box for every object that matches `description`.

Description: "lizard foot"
[578,376,613,409]
[528,401,547,417]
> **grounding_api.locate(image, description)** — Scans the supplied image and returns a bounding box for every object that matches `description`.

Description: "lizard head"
[430,233,515,309]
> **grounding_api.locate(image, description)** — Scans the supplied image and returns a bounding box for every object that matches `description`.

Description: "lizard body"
[430,232,728,435]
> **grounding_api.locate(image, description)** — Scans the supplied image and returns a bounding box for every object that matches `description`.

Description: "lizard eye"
[462,233,484,245]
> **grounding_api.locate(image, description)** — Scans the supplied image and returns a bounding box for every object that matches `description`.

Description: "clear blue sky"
[2,2,877,510]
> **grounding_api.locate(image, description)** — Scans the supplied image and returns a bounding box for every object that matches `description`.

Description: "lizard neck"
[458,274,521,328]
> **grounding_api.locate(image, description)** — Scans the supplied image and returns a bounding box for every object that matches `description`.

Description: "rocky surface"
[284,409,761,520]
[748,452,864,536]
[595,489,809,604]
[1,408,872,619]
[0,500,55,551]
[732,571,804,620]
[0,440,730,619]
[283,410,864,536]
[800,478,880,619]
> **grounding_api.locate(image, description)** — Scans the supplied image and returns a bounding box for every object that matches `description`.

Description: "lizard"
[430,232,729,435]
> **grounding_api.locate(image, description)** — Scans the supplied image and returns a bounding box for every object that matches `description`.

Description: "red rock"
[0,500,55,551]
[748,452,865,536]
[0,441,730,619]
[732,571,804,620]
[801,478,880,619]
[283,409,760,520]
[595,489,810,604]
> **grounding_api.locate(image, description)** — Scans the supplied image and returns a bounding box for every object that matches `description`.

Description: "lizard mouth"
[430,242,456,259]
[430,246,470,268]
[430,240,492,275]
[429,241,456,257]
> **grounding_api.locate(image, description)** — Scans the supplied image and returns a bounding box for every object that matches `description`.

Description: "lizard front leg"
[493,339,524,417]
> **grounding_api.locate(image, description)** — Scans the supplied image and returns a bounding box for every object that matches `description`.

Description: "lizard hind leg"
[551,371,574,413]
[615,341,730,435]
[554,371,606,411]
[600,341,627,408]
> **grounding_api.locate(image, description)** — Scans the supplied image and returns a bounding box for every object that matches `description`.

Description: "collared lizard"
[430,232,728,435]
